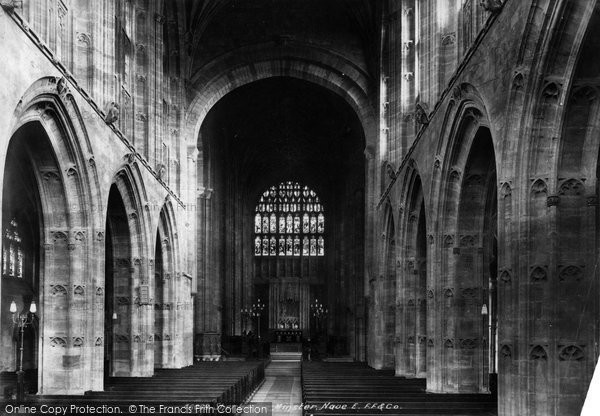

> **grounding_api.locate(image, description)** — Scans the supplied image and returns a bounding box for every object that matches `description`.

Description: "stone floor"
[248,360,302,416]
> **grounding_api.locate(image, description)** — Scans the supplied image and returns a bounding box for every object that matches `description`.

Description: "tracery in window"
[2,218,23,278]
[255,181,325,257]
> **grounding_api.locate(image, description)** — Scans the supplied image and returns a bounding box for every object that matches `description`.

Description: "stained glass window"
[2,218,23,278]
[254,214,261,233]
[254,181,325,257]
[310,237,317,256]
[255,237,261,255]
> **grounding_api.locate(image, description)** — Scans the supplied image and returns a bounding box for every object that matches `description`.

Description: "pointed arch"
[104,164,153,378]
[1,76,102,395]
[396,166,428,379]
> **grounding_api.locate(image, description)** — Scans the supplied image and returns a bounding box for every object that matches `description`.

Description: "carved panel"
[512,72,524,90]
[500,182,512,197]
[542,81,561,100]
[530,345,547,361]
[530,266,547,282]
[50,337,67,348]
[449,168,461,182]
[558,265,583,282]
[443,235,454,247]
[500,344,512,359]
[73,337,84,347]
[52,231,69,242]
[531,179,548,195]
[444,339,454,349]
[499,269,512,283]
[50,285,67,296]
[558,179,584,196]
[460,235,476,246]
[558,345,584,361]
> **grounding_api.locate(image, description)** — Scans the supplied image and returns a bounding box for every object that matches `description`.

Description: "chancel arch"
[194,77,365,361]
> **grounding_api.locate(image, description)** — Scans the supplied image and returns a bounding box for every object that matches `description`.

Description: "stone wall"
[373,0,600,415]
[0,3,193,395]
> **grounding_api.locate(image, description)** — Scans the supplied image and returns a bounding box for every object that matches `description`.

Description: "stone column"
[194,187,220,360]
[399,2,416,159]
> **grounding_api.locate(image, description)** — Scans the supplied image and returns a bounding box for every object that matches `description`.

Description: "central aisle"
[248,360,302,416]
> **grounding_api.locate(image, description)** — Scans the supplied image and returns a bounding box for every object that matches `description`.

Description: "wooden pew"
[301,362,497,416]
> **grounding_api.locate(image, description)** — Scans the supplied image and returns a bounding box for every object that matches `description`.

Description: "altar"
[268,277,311,332]
[273,329,303,343]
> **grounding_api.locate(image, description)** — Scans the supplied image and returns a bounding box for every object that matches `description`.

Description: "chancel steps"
[270,351,303,362]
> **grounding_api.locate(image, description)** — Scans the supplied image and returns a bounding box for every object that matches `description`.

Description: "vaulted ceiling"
[178,0,380,81]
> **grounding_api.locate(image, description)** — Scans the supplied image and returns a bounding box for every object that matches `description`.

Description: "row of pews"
[301,362,497,416]
[29,361,264,405]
